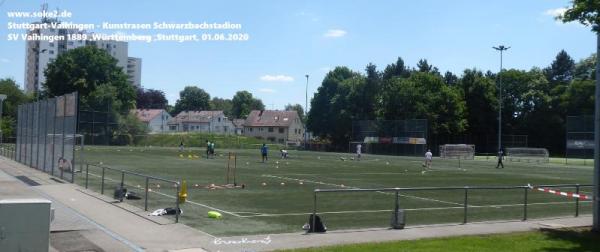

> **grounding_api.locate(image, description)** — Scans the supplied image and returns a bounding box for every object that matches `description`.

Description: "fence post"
[312,190,317,232]
[101,166,105,195]
[523,187,528,221]
[394,190,400,227]
[463,187,468,224]
[85,164,89,189]
[144,177,149,211]
[175,181,180,223]
[575,184,580,217]
[120,171,125,189]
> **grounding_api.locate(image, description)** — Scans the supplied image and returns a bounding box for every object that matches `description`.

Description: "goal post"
[439,144,475,160]
[505,147,549,163]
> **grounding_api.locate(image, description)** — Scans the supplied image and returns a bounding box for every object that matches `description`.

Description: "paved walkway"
[0,156,593,252]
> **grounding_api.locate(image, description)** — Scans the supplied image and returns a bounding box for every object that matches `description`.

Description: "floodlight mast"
[305,74,309,150]
[493,45,510,159]
[594,34,600,232]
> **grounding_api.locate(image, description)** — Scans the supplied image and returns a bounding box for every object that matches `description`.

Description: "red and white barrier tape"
[528,184,589,200]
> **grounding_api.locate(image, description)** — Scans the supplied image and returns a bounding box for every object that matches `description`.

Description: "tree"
[457,69,497,136]
[285,104,305,122]
[307,67,362,146]
[43,46,135,114]
[136,88,168,109]
[354,63,380,120]
[544,50,575,85]
[559,0,600,232]
[574,53,596,80]
[560,79,595,115]
[0,78,30,139]
[210,97,233,117]
[231,91,264,118]
[444,71,459,86]
[0,78,30,118]
[172,86,211,115]
[417,59,433,73]
[382,57,410,80]
[378,71,467,135]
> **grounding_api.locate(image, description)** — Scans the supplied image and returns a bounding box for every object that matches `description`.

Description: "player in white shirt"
[356,144,362,161]
[424,149,433,169]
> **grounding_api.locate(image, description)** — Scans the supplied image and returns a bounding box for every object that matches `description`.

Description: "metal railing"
[312,184,594,231]
[83,163,181,223]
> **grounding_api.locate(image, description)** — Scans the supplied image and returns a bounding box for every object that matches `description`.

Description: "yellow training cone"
[178,180,188,203]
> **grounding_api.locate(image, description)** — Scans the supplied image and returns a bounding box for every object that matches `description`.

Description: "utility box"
[0,199,52,252]
[390,209,405,229]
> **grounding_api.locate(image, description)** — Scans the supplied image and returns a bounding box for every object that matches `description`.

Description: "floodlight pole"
[305,74,309,150]
[593,33,600,232]
[0,94,7,146]
[493,45,509,159]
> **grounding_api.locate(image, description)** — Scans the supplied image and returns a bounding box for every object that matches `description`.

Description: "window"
[218,117,221,122]
[169,125,177,131]
[68,41,74,46]
[260,128,264,132]
[49,50,54,54]
[49,42,54,47]
[279,128,284,133]
[278,139,284,143]
[268,127,273,132]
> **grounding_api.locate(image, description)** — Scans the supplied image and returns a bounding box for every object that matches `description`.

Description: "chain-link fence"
[566,116,593,164]
[15,92,79,182]
[351,120,428,156]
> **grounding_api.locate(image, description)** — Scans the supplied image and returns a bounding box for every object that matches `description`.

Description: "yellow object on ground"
[208,211,222,219]
[179,154,184,158]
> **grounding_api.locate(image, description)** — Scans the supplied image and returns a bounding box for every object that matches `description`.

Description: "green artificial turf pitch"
[73,146,593,236]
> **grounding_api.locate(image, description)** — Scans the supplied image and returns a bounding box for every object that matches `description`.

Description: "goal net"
[439,144,475,160]
[505,147,549,163]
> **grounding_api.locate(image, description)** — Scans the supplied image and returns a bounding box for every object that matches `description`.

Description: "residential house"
[232,119,245,135]
[167,110,234,134]
[243,110,304,144]
[132,109,172,133]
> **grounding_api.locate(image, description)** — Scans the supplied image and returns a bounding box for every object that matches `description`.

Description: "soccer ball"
[299,181,304,185]
[261,182,267,186]
[280,182,285,186]
[386,162,390,165]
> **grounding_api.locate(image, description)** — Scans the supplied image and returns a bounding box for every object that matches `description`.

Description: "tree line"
[307,51,595,154]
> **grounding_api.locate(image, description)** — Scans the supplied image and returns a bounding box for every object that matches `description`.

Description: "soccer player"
[496,148,504,169]
[356,143,362,161]
[210,142,215,158]
[179,140,184,152]
[206,140,211,159]
[261,143,269,163]
[424,149,433,169]
[280,149,288,159]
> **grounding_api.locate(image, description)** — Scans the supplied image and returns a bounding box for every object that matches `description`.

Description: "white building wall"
[127,57,142,88]
[147,110,172,133]
[25,25,135,94]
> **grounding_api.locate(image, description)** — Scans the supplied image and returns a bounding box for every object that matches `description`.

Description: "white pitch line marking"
[262,174,470,207]
[237,200,592,218]
[86,172,243,217]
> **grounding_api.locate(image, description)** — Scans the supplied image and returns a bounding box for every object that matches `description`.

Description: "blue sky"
[0,0,595,110]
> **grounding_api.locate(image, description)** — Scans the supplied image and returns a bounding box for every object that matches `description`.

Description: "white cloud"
[260,74,294,82]
[0,58,9,63]
[324,29,347,38]
[258,88,276,93]
[543,7,567,18]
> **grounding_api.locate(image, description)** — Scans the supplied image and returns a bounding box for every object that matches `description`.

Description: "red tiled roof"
[244,110,299,127]
[232,119,245,128]
[168,110,224,124]
[132,109,164,122]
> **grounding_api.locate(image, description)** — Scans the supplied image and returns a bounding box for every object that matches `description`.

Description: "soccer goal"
[505,147,549,163]
[439,144,475,160]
